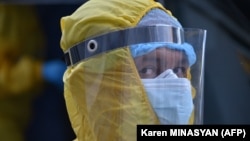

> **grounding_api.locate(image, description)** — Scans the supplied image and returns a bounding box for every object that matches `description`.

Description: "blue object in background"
[42,60,66,89]
[25,4,83,141]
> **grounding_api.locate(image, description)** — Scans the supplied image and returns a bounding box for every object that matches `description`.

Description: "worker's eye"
[138,66,157,78]
[173,67,187,78]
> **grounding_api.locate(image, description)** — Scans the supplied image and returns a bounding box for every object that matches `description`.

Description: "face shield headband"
[63,25,196,67]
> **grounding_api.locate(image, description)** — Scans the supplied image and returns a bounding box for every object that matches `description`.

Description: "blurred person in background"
[0,4,66,141]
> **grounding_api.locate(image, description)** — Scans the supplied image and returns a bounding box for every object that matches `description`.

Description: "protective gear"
[42,60,66,88]
[142,69,194,124]
[130,42,196,66]
[60,0,206,140]
[132,9,196,66]
[155,68,179,79]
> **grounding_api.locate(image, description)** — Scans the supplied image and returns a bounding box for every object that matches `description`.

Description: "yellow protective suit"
[60,0,195,141]
[0,5,45,141]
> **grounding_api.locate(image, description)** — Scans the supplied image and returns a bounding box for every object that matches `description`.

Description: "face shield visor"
[64,25,206,126]
[131,26,207,124]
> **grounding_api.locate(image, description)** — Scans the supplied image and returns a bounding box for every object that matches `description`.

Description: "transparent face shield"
[130,25,207,124]
[183,28,207,124]
[64,25,207,125]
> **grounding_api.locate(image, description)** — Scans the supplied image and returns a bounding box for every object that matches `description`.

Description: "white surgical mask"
[142,69,194,124]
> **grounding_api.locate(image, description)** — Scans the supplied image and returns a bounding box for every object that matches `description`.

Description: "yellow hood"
[60,0,193,141]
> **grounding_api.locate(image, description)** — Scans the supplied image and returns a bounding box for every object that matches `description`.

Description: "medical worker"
[60,0,206,140]
[0,5,66,141]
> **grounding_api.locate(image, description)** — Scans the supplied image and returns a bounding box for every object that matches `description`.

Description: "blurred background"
[0,0,249,141]
[157,0,250,124]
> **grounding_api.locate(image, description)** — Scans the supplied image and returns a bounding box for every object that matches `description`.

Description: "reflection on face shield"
[134,47,189,78]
